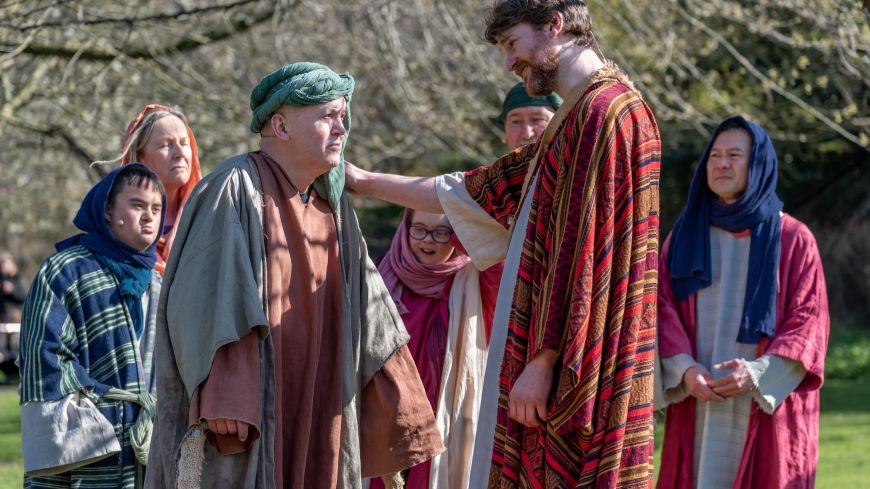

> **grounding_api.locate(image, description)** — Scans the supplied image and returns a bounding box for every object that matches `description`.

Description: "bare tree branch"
[4,5,277,61]
[2,0,260,31]
[677,4,869,150]
[1,114,98,177]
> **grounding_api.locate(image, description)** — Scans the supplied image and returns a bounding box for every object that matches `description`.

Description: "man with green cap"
[146,62,442,489]
[498,82,562,151]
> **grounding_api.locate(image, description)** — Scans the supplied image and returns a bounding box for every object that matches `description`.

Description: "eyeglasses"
[409,225,454,244]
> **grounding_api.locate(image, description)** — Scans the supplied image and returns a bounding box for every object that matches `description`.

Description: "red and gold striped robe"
[466,64,661,488]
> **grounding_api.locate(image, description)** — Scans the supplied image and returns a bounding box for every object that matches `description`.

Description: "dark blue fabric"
[56,164,164,268]
[55,163,165,337]
[666,115,782,344]
[93,254,150,338]
[21,246,145,486]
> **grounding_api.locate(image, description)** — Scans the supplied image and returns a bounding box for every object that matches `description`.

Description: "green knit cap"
[249,61,354,211]
[496,82,562,125]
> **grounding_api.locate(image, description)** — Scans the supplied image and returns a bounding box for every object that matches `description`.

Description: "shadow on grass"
[821,322,870,414]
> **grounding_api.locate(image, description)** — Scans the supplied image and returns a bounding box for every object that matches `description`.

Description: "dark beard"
[526,45,559,96]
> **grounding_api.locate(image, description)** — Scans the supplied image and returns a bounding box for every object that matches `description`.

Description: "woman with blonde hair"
[92,105,203,397]
[115,104,202,274]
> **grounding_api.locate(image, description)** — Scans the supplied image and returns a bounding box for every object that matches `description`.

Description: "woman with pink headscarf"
[373,209,502,489]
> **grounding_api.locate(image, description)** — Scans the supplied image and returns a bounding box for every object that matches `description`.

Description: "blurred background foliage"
[0,0,867,324]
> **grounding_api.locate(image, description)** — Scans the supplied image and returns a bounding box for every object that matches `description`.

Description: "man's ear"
[549,12,565,38]
[270,112,292,141]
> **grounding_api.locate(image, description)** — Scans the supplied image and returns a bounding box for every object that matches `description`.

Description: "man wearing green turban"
[498,82,562,151]
[146,62,442,489]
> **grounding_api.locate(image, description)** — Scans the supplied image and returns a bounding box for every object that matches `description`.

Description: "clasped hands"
[683,358,756,402]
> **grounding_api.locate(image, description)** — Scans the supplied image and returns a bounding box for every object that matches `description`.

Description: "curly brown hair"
[484,0,594,48]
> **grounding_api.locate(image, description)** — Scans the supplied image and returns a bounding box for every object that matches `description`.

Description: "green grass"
[816,378,870,488]
[652,322,870,488]
[651,378,870,488]
[0,385,21,489]
[1,326,868,488]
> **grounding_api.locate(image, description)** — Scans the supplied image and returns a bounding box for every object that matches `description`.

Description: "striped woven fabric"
[465,65,661,488]
[20,244,145,489]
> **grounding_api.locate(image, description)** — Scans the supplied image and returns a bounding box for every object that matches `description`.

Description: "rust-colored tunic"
[192,152,344,489]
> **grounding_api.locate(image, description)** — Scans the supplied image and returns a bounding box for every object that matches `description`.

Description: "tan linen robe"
[191,153,346,488]
[146,153,442,489]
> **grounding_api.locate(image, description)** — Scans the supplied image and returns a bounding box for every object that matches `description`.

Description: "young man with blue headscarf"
[19,164,165,488]
[146,62,442,489]
[657,116,830,489]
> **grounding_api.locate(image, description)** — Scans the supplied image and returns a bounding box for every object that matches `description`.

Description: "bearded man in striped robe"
[345,1,661,487]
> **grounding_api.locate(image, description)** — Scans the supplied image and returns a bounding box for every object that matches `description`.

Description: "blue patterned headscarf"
[666,115,783,344]
[249,61,354,212]
[56,164,166,337]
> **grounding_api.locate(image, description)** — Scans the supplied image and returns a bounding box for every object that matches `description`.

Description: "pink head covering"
[377,209,471,314]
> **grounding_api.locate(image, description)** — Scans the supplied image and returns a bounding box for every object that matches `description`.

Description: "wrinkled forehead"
[506,105,555,120]
[148,114,188,137]
[288,96,346,116]
[321,96,347,112]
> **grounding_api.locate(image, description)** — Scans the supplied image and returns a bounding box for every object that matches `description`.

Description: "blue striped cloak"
[20,244,156,489]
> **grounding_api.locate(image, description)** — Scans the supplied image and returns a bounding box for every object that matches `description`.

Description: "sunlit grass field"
[0,386,21,489]
[1,324,868,488]
[650,377,870,489]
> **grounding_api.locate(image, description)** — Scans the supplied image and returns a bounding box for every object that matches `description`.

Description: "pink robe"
[370,263,502,489]
[657,213,829,489]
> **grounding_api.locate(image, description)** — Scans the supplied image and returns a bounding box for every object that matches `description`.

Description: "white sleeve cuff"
[746,354,806,414]
[660,353,701,406]
[21,392,120,476]
[436,172,510,270]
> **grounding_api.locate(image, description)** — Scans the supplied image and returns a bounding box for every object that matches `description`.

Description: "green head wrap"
[249,61,355,211]
[496,82,562,125]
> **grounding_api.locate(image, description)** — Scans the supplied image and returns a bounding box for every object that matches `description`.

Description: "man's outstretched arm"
[345,162,443,213]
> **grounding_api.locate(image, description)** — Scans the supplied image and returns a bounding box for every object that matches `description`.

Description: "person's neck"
[164,187,180,225]
[553,45,605,99]
[260,142,319,192]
